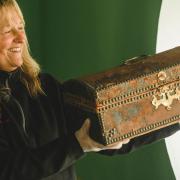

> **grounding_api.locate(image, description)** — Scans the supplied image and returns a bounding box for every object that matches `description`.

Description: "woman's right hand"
[75,119,129,152]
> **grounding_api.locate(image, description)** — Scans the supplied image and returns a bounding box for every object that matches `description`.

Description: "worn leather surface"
[63,47,180,145]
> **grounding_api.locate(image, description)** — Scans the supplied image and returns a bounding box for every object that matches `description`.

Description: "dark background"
[17,0,175,179]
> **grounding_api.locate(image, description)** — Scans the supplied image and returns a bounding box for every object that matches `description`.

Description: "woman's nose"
[14,30,25,43]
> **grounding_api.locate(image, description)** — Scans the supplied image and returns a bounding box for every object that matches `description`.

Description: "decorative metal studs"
[158,71,167,81]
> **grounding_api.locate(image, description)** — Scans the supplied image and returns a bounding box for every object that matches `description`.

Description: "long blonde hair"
[0,0,44,96]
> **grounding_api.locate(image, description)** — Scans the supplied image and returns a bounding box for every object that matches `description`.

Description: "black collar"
[0,68,21,86]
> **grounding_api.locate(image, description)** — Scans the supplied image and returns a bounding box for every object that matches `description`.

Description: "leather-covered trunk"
[62,47,180,145]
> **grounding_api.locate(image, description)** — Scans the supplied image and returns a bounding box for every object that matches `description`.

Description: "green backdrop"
[17,0,175,179]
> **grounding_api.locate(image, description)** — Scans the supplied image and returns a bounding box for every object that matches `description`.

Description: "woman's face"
[0,7,25,72]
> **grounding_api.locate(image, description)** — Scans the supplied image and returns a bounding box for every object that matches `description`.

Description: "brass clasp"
[152,85,180,110]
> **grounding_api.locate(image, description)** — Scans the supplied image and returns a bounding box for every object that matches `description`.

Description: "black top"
[0,69,179,180]
[0,69,84,180]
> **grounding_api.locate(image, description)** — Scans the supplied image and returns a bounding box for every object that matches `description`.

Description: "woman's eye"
[4,30,11,34]
[18,26,24,31]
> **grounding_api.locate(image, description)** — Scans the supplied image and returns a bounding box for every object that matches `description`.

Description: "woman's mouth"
[8,47,21,53]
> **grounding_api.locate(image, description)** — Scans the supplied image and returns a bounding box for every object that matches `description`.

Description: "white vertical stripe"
[156,0,180,179]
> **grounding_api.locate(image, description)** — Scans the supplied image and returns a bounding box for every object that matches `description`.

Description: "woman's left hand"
[75,118,130,152]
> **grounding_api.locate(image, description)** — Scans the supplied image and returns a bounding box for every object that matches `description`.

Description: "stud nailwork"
[105,114,180,144]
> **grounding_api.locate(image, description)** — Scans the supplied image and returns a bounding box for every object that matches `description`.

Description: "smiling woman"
[0,0,179,180]
[0,0,42,97]
[0,7,25,72]
[0,1,136,179]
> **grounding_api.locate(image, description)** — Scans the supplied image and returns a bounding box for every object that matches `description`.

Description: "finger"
[81,119,91,134]
[83,118,91,129]
[90,139,105,149]
[103,139,130,150]
[84,138,105,152]
[122,139,130,144]
[105,142,123,150]
[85,147,102,152]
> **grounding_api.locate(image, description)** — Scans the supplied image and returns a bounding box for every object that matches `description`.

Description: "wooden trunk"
[62,47,180,145]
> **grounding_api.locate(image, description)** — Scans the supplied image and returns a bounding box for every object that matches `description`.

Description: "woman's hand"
[75,119,130,152]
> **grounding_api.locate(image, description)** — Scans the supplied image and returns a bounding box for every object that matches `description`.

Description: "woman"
[0,0,130,179]
[0,0,179,179]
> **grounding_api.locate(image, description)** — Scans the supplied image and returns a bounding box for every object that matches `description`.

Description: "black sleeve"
[0,73,85,180]
[99,123,180,156]
[0,129,84,180]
